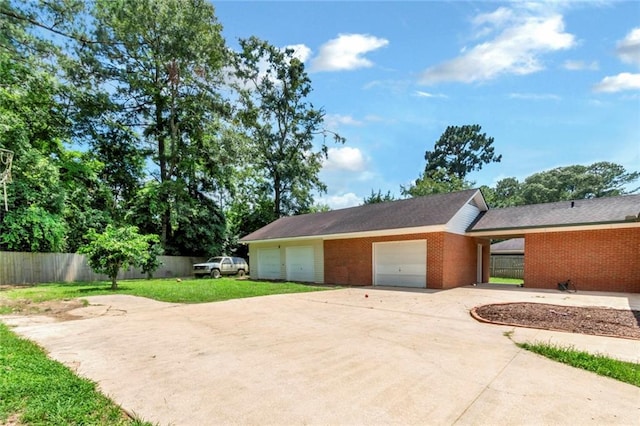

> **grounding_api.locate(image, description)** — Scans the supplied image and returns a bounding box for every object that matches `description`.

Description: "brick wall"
[324,232,484,289]
[442,234,489,288]
[525,228,640,293]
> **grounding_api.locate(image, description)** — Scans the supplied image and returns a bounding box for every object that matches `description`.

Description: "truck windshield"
[207,257,223,263]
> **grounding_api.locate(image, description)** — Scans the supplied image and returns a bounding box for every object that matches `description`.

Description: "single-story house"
[240,189,640,293]
[468,193,640,293]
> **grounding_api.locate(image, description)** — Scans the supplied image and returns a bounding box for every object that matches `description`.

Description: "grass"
[0,277,331,308]
[489,276,524,285]
[0,323,150,425]
[0,277,332,424]
[517,342,640,388]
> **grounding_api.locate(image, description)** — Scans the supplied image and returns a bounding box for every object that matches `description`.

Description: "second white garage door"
[373,240,426,288]
[286,246,315,282]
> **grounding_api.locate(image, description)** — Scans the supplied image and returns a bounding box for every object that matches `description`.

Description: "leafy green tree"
[77,0,230,251]
[401,167,472,197]
[79,225,160,289]
[424,124,501,181]
[521,162,639,204]
[362,189,397,204]
[483,162,639,207]
[0,205,66,252]
[234,36,343,218]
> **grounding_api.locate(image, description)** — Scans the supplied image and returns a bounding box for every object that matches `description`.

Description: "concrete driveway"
[3,285,640,425]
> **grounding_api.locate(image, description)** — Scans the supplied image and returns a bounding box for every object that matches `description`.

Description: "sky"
[214,1,640,209]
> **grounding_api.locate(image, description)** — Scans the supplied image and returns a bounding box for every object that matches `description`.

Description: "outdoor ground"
[1,285,639,425]
[2,285,638,340]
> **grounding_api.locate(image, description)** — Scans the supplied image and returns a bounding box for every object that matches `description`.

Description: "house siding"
[447,201,482,235]
[249,239,324,283]
[442,233,490,288]
[324,232,483,289]
[524,228,640,293]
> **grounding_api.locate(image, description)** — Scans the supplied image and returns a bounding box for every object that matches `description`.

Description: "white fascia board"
[243,224,448,244]
[467,221,640,237]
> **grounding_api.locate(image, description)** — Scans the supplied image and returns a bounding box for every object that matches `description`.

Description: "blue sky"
[214,1,640,209]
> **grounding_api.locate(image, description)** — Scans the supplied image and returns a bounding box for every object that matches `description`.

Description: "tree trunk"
[274,174,281,218]
[110,275,118,290]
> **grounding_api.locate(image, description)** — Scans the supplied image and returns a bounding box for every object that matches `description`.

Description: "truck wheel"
[211,269,221,279]
[237,269,246,278]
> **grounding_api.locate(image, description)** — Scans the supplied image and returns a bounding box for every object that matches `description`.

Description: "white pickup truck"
[193,256,249,279]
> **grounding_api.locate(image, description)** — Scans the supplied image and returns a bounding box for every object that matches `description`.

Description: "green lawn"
[0,277,331,308]
[489,277,524,285]
[518,342,640,388]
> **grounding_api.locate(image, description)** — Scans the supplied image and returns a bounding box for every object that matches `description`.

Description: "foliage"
[483,162,639,207]
[79,225,160,289]
[517,342,640,388]
[0,278,331,305]
[234,36,343,218]
[140,242,164,279]
[0,205,66,252]
[424,124,501,181]
[401,167,473,197]
[76,0,231,252]
[0,323,148,425]
[362,189,397,204]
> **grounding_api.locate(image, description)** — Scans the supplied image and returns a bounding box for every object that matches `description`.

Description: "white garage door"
[374,240,426,288]
[286,246,315,282]
[257,248,281,280]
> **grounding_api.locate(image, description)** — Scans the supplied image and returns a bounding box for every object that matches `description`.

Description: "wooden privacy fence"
[490,255,524,279]
[0,252,206,285]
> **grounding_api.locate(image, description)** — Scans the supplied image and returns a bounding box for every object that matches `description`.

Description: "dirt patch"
[0,297,86,321]
[472,302,640,340]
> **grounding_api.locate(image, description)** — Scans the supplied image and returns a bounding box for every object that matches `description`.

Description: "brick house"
[469,194,640,293]
[240,190,640,293]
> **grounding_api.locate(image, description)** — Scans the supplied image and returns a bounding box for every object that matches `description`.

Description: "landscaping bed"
[472,302,640,340]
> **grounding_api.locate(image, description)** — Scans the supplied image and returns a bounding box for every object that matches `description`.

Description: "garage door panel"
[286,246,315,282]
[257,248,281,280]
[374,241,426,288]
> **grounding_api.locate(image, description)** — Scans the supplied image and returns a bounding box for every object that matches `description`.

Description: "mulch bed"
[472,302,640,340]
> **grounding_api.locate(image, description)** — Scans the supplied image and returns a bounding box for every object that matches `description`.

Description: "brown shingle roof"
[470,194,640,232]
[490,238,524,253]
[240,189,480,242]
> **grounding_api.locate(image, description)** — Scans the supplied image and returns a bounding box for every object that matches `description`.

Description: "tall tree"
[520,162,639,205]
[362,189,397,204]
[77,0,231,252]
[234,36,343,218]
[401,167,472,197]
[424,124,501,181]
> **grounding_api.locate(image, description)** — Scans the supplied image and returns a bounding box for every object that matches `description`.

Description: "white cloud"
[311,34,389,72]
[593,72,640,93]
[319,192,362,210]
[563,60,599,71]
[420,9,575,84]
[323,147,366,172]
[285,44,312,63]
[508,92,561,101]
[414,91,447,98]
[324,114,363,129]
[616,27,640,66]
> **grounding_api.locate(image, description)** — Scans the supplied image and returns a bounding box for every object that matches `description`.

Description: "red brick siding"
[442,234,489,288]
[324,232,484,289]
[524,228,640,293]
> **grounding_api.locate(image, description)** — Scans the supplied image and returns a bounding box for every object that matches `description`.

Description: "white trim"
[244,224,447,244]
[476,244,483,284]
[469,221,640,237]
